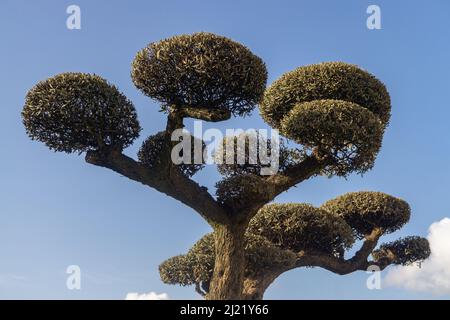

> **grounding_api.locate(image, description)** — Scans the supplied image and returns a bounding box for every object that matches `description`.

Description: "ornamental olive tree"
[22,32,430,300]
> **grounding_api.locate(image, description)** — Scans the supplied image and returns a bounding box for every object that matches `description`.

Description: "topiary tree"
[22,32,430,300]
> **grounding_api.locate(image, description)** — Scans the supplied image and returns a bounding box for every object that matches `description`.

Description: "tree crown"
[248,203,354,256]
[22,73,140,153]
[281,99,384,176]
[131,32,268,117]
[214,131,303,177]
[373,236,431,265]
[260,61,391,128]
[321,191,411,238]
[258,62,391,177]
[138,131,205,177]
[21,33,431,301]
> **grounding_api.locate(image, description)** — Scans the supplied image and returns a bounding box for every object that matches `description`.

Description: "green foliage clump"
[215,174,268,210]
[159,234,215,287]
[214,131,302,176]
[137,132,167,168]
[159,255,197,286]
[159,232,297,287]
[138,131,205,177]
[132,32,267,117]
[22,73,140,153]
[248,203,354,256]
[260,62,391,128]
[281,100,383,176]
[259,62,391,176]
[321,191,411,238]
[373,236,431,265]
[244,233,297,276]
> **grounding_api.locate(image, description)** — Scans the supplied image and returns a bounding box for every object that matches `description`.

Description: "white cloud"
[384,217,450,295]
[125,292,169,300]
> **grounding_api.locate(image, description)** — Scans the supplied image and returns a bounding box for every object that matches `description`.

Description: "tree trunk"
[206,223,246,300]
[242,275,278,300]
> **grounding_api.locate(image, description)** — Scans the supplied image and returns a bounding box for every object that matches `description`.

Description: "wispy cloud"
[385,217,450,295]
[125,292,169,300]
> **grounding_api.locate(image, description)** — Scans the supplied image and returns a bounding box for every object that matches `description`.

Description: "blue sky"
[1,0,450,299]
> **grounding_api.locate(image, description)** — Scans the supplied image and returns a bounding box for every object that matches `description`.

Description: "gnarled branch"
[229,155,331,221]
[295,228,385,275]
[85,148,228,225]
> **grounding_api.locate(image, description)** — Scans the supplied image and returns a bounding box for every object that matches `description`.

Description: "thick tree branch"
[242,273,280,300]
[349,228,383,265]
[180,106,231,122]
[295,228,387,275]
[232,155,330,221]
[84,106,232,225]
[267,154,331,193]
[85,148,229,225]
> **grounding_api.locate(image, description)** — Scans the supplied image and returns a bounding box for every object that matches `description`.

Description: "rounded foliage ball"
[249,203,354,255]
[321,191,411,237]
[159,255,195,286]
[214,131,301,176]
[244,233,298,273]
[260,62,391,128]
[215,174,268,210]
[159,233,215,286]
[131,32,268,116]
[22,73,141,153]
[373,236,431,265]
[281,99,384,176]
[138,131,205,177]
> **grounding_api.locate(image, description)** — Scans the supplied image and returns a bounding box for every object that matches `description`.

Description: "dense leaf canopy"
[248,203,354,256]
[215,174,268,210]
[373,236,431,265]
[22,73,140,153]
[132,32,268,117]
[259,62,391,176]
[138,131,205,177]
[281,100,383,175]
[321,191,411,238]
[214,131,302,176]
[260,62,391,128]
[159,232,298,288]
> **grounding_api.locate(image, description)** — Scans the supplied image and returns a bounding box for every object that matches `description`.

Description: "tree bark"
[206,223,246,300]
[242,274,279,300]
